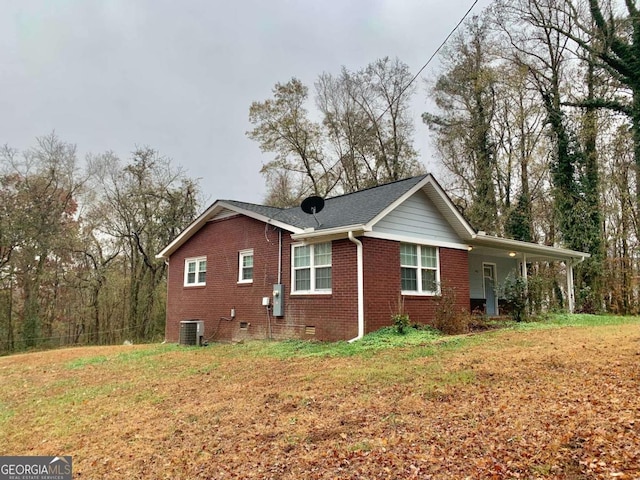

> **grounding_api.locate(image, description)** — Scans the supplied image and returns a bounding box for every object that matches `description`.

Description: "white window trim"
[238,249,254,284]
[184,256,207,287]
[291,242,332,295]
[400,244,440,296]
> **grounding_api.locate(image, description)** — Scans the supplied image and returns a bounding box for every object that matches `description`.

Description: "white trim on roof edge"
[470,233,590,260]
[366,174,476,239]
[290,224,370,241]
[156,200,302,259]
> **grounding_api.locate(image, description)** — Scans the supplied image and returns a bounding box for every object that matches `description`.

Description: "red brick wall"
[279,237,358,342]
[362,238,470,332]
[166,215,359,343]
[166,216,469,343]
[362,237,402,333]
[166,215,280,343]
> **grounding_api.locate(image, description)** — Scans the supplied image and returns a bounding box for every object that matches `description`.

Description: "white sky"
[1,0,493,205]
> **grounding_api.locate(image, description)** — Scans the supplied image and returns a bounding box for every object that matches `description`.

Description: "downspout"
[164,259,169,343]
[347,231,364,343]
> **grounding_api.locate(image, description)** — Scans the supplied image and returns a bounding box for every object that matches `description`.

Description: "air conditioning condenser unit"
[179,320,205,346]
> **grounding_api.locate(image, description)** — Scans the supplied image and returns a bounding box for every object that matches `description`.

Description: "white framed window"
[292,242,332,294]
[400,244,439,295]
[184,257,207,286]
[238,249,254,283]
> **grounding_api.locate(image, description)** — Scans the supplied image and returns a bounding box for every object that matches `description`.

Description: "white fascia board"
[364,231,471,250]
[470,233,590,260]
[156,200,301,259]
[219,202,304,234]
[156,201,222,259]
[422,174,476,238]
[290,224,370,242]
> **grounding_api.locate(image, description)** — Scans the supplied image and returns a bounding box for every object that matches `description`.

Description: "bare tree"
[248,58,422,205]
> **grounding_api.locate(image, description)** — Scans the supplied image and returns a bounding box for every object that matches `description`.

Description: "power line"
[298,0,481,198]
[394,0,480,112]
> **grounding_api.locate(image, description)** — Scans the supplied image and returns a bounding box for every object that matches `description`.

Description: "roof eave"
[156,201,223,260]
[156,200,302,260]
[470,233,591,261]
[290,224,370,242]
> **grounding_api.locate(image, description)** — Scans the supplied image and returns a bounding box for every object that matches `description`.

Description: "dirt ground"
[1,323,639,479]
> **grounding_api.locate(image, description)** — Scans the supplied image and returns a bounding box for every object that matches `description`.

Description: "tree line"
[4,0,639,354]
[424,0,638,313]
[0,134,199,354]
[249,0,640,315]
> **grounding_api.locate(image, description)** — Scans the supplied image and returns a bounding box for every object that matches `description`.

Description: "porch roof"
[469,232,590,263]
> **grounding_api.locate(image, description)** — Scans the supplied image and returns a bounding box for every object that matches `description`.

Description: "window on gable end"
[238,249,254,283]
[184,257,207,286]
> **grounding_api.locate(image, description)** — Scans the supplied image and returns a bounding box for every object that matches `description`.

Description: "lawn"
[0,315,639,479]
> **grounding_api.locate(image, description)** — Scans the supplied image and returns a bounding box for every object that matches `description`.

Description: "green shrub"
[390,295,411,334]
[392,313,410,334]
[498,272,528,322]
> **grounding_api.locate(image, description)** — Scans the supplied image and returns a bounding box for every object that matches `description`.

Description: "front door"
[483,263,497,316]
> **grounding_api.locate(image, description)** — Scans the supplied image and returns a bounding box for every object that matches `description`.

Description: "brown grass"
[1,323,639,479]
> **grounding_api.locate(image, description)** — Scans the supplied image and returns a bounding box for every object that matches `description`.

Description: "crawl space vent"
[305,326,316,335]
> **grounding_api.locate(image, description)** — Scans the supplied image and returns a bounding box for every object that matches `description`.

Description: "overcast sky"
[1,0,492,205]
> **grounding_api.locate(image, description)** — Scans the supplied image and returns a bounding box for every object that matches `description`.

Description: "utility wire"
[298,0,480,199]
[392,0,480,117]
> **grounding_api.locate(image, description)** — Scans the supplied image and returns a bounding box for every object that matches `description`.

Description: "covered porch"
[467,233,590,315]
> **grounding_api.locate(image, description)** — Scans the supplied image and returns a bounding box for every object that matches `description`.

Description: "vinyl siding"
[372,190,461,243]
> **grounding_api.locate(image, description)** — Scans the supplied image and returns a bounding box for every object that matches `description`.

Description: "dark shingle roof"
[225,175,428,231]
[221,200,307,227]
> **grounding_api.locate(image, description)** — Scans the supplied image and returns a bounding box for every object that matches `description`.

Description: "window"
[238,249,254,283]
[292,242,332,293]
[184,257,207,286]
[400,244,439,295]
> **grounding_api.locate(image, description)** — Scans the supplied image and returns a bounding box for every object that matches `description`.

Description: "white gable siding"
[372,190,461,243]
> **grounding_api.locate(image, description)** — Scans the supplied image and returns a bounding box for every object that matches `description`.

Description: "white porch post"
[520,254,528,284]
[567,261,575,313]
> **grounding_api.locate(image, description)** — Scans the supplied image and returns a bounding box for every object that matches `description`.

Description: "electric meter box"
[272,284,284,317]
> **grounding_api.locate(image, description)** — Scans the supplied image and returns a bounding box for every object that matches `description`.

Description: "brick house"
[157,174,589,343]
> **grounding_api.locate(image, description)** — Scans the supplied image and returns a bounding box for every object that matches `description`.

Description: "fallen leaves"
[1,325,639,478]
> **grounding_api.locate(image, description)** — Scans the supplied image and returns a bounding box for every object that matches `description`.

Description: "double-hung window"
[238,249,254,283]
[400,244,439,295]
[292,242,332,293]
[184,257,207,286]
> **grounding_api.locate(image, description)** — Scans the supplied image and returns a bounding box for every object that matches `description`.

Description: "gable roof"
[156,173,589,263]
[223,175,429,231]
[157,174,466,258]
